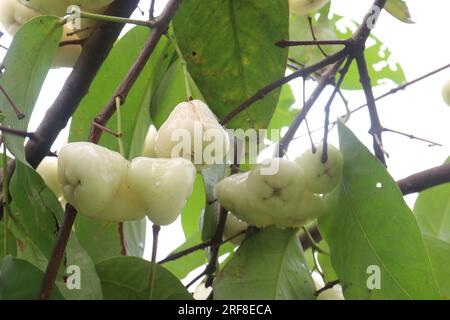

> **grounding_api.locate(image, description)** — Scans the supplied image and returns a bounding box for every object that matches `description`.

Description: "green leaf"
[423,235,450,299]
[201,164,229,241]
[123,219,146,258]
[181,174,206,238]
[164,231,207,280]
[74,216,122,264]
[10,162,63,259]
[413,157,450,242]
[96,256,193,300]
[56,234,104,300]
[385,0,414,24]
[214,227,315,300]
[318,122,440,299]
[1,16,62,165]
[69,26,173,158]
[173,0,289,129]
[0,223,17,258]
[150,58,203,128]
[0,256,64,300]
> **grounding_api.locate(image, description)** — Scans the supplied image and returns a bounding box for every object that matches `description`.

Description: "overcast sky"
[1,0,449,283]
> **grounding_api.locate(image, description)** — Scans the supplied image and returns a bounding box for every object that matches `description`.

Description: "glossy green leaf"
[1,16,62,165]
[150,58,203,128]
[164,231,207,280]
[214,227,315,300]
[201,164,229,241]
[173,0,289,129]
[423,235,450,299]
[74,216,122,264]
[413,157,450,243]
[0,223,17,258]
[385,0,414,24]
[319,122,440,299]
[96,256,192,300]
[181,174,206,238]
[10,162,62,259]
[0,256,64,300]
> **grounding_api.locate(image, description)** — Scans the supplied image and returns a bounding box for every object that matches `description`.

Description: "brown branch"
[38,204,77,300]
[0,126,40,140]
[220,48,349,126]
[276,39,349,48]
[315,280,340,296]
[277,59,344,157]
[355,51,387,165]
[0,84,25,119]
[398,163,450,195]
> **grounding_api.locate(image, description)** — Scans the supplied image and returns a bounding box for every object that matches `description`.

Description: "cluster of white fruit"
[289,0,330,16]
[40,142,196,226]
[0,0,114,67]
[216,144,343,231]
[36,99,343,235]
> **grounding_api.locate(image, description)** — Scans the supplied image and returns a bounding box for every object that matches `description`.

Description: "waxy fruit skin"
[217,158,315,229]
[289,0,330,16]
[276,192,325,228]
[223,212,248,245]
[155,100,230,170]
[442,79,450,107]
[295,144,343,194]
[142,125,158,158]
[128,157,197,226]
[36,157,63,199]
[58,142,128,218]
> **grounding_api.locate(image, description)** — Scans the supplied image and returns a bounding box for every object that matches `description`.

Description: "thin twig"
[315,280,340,296]
[382,128,442,147]
[0,84,25,119]
[276,39,349,48]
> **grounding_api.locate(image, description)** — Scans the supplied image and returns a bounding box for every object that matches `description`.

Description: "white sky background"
[1,0,450,281]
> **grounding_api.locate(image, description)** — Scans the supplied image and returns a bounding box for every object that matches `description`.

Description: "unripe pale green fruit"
[216,172,272,227]
[246,158,306,218]
[217,158,318,229]
[127,157,196,226]
[442,79,450,107]
[223,212,248,245]
[155,100,230,171]
[36,157,63,199]
[95,178,147,222]
[58,142,128,218]
[295,144,343,194]
[142,125,158,158]
[276,192,325,228]
[289,0,330,15]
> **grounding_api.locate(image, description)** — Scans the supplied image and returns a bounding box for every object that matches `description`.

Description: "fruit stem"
[77,11,156,28]
[166,27,193,99]
[2,141,9,256]
[301,226,329,255]
[147,224,161,300]
[115,97,125,156]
